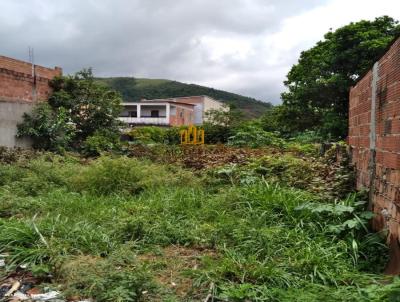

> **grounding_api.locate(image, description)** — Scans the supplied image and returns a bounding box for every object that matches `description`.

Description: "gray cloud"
[1,0,399,104]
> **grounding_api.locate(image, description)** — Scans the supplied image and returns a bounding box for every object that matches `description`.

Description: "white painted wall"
[119,117,169,125]
[0,101,33,148]
[193,104,203,125]
[140,105,167,117]
[203,97,229,122]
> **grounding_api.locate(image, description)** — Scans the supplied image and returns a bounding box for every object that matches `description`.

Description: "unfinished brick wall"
[349,37,400,273]
[0,55,62,103]
[0,55,62,147]
[170,106,195,126]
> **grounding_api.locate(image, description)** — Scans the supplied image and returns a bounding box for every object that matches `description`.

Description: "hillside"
[97,77,272,118]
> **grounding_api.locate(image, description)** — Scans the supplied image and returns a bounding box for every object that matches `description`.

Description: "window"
[129,111,137,117]
[151,110,159,117]
[120,110,129,117]
[180,111,183,118]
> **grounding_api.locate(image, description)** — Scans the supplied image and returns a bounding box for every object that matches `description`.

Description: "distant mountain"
[97,77,272,118]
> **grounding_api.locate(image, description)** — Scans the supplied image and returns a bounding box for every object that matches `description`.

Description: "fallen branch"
[203,282,215,302]
[32,213,49,248]
[5,280,21,297]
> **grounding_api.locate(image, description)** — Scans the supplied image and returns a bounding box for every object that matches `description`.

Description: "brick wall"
[349,37,400,273]
[0,55,62,147]
[170,106,194,126]
[0,55,62,103]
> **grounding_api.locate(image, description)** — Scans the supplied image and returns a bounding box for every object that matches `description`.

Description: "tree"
[281,16,400,138]
[17,103,75,150]
[203,108,245,143]
[18,69,123,152]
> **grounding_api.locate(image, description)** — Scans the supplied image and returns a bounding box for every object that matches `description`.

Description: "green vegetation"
[4,15,400,302]
[97,77,272,118]
[265,16,400,139]
[0,144,397,301]
[18,69,122,153]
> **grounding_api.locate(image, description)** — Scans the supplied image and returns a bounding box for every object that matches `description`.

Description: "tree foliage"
[278,16,400,138]
[203,108,245,143]
[18,69,122,152]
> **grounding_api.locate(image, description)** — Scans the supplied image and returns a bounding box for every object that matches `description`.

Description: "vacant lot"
[0,146,398,301]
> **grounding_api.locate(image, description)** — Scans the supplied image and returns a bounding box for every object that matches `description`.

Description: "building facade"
[119,101,195,126]
[119,96,228,127]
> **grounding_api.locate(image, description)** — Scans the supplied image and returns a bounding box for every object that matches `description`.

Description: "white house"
[118,96,228,127]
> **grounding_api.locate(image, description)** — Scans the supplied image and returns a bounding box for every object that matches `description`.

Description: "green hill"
[97,77,272,118]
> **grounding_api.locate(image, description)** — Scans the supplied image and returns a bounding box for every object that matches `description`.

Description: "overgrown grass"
[0,151,395,301]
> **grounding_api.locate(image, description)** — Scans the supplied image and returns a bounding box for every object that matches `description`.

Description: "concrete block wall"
[349,37,400,273]
[0,55,62,147]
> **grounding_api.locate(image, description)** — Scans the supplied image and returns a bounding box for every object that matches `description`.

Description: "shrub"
[127,126,183,145]
[164,126,183,144]
[17,103,75,152]
[82,129,121,156]
[291,130,325,144]
[128,126,166,144]
[0,147,38,164]
[227,126,284,148]
[251,155,316,189]
[58,245,153,302]
[70,156,192,195]
[0,154,80,196]
[18,69,122,153]
[203,123,233,144]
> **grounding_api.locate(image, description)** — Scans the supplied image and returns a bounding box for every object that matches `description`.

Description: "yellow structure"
[180,125,205,145]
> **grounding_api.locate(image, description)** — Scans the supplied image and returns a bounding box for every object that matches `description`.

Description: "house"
[119,101,195,126]
[119,96,228,127]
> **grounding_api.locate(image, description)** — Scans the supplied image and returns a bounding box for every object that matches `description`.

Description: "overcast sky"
[1,0,400,104]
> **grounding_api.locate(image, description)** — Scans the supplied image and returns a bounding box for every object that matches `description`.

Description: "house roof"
[122,101,195,106]
[140,95,224,105]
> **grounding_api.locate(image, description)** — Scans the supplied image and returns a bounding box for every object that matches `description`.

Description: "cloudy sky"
[1,0,400,104]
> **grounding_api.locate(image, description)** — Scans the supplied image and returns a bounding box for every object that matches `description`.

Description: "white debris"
[30,290,61,301]
[13,291,30,300]
[0,259,5,267]
[5,280,21,297]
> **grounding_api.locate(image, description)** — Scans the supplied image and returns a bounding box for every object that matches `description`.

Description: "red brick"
[350,37,400,247]
[0,55,61,103]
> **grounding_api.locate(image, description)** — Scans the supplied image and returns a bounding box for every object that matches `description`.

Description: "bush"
[128,126,166,144]
[82,129,121,156]
[127,126,182,145]
[58,246,153,302]
[164,127,182,144]
[70,156,192,195]
[203,123,233,144]
[227,126,284,148]
[0,154,80,196]
[17,103,75,152]
[18,69,122,153]
[291,130,325,144]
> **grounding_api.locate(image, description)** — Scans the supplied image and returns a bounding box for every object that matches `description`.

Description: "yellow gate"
[180,125,205,145]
